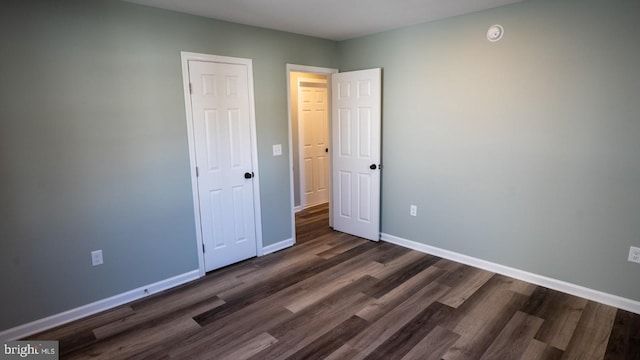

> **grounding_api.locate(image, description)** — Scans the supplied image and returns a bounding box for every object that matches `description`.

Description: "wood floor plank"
[519,339,564,360]
[180,247,382,356]
[27,306,134,355]
[193,241,378,326]
[368,242,412,265]
[357,265,445,322]
[126,347,171,360]
[228,239,337,290]
[603,309,640,360]
[433,258,465,272]
[249,229,338,268]
[267,276,376,338]
[442,275,530,360]
[295,221,334,243]
[367,248,428,278]
[65,317,201,360]
[437,266,495,308]
[342,281,452,360]
[400,325,461,360]
[168,305,294,359]
[228,242,382,317]
[218,250,327,301]
[284,315,370,360]
[561,301,618,360]
[284,257,384,313]
[248,278,378,360]
[521,287,588,351]
[65,296,224,359]
[363,252,440,299]
[323,343,362,360]
[185,261,340,355]
[287,213,332,238]
[479,311,544,360]
[93,294,225,340]
[508,278,538,297]
[363,302,457,360]
[215,332,278,360]
[316,237,368,259]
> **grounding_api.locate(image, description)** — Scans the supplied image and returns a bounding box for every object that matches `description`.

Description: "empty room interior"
[2,0,640,358]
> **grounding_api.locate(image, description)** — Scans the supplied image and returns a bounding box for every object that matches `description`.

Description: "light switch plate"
[273,144,282,156]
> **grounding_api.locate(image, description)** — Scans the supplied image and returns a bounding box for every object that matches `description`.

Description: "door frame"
[182,52,264,277]
[286,64,338,243]
[297,76,329,209]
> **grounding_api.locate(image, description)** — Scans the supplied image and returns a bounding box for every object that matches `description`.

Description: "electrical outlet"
[91,250,103,266]
[410,205,417,217]
[629,246,640,264]
[272,144,282,156]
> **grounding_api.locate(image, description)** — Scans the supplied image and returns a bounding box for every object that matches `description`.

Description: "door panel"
[338,171,352,217]
[358,174,372,222]
[189,60,257,271]
[331,68,381,241]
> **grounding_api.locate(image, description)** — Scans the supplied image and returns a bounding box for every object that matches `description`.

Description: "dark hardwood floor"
[29,203,640,359]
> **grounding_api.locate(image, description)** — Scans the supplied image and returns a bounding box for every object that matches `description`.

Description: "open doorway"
[287,65,382,244]
[286,64,338,244]
[292,73,329,210]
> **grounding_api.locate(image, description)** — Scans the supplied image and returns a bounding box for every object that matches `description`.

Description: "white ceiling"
[122,0,525,41]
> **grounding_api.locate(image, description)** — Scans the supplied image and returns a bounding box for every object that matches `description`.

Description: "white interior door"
[331,68,382,241]
[188,59,258,271]
[299,79,329,208]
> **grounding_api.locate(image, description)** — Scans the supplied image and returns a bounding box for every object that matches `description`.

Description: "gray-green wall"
[339,0,640,302]
[0,0,337,331]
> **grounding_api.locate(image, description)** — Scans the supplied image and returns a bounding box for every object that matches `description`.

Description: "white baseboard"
[295,202,328,213]
[381,233,640,315]
[262,237,295,255]
[0,270,201,341]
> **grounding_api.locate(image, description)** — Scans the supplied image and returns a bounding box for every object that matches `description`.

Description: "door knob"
[370,164,377,170]
[244,172,254,179]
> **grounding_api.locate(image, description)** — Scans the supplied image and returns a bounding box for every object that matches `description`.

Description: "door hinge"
[189,83,192,94]
[202,243,205,253]
[195,166,199,177]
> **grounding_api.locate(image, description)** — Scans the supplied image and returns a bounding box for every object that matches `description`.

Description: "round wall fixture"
[487,24,504,42]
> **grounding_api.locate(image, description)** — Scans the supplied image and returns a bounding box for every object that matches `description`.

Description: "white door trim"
[182,52,263,277]
[286,64,338,244]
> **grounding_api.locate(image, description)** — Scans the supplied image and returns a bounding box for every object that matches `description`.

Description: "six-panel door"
[189,60,257,271]
[331,68,382,241]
